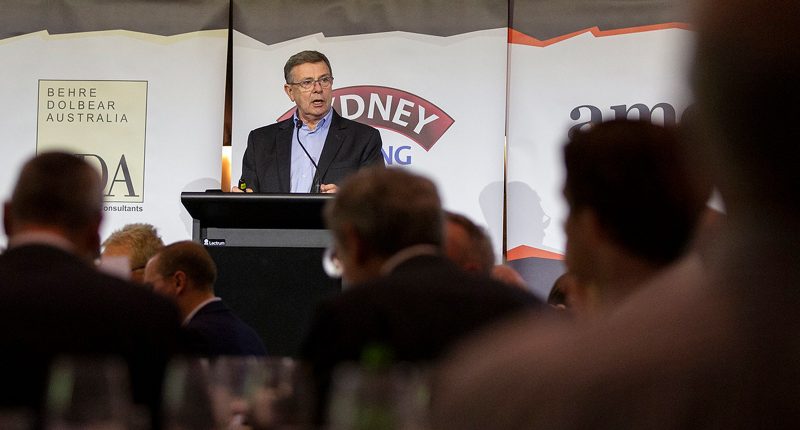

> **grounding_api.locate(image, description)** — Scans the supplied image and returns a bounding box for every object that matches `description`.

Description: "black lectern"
[181,192,340,357]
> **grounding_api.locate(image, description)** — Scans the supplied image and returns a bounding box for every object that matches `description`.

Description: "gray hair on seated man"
[323,166,443,285]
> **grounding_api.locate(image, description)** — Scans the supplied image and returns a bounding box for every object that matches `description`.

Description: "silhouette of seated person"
[0,152,180,426]
[300,167,542,423]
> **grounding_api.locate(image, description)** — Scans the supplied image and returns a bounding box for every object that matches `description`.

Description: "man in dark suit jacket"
[0,152,181,427]
[299,167,542,422]
[144,241,267,357]
[239,50,384,194]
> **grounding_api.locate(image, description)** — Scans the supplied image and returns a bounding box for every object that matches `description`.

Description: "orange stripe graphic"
[508,22,691,47]
[507,245,564,261]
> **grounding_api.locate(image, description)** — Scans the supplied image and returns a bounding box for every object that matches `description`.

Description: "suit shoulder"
[96,272,181,321]
[249,117,293,136]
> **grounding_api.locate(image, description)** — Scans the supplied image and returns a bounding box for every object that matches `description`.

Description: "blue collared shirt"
[290,109,332,192]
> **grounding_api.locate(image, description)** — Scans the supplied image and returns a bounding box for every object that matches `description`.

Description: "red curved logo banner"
[278,85,454,151]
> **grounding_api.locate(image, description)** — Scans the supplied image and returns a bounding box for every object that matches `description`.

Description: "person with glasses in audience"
[237,50,384,194]
[100,223,164,284]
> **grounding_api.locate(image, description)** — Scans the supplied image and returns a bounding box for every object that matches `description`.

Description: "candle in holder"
[221,146,232,192]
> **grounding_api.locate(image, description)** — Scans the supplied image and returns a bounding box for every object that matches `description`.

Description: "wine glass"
[45,356,141,430]
[163,357,315,430]
[246,357,315,430]
[326,363,430,430]
[206,356,265,429]
[161,357,216,430]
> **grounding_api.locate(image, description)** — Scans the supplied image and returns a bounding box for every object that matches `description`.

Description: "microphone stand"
[295,119,321,193]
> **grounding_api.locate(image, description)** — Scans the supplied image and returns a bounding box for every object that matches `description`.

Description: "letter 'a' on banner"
[231,0,509,258]
[505,0,694,297]
[0,0,229,246]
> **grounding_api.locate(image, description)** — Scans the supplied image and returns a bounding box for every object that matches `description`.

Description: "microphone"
[295,118,320,193]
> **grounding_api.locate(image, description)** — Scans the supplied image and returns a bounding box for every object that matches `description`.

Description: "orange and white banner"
[506,22,693,296]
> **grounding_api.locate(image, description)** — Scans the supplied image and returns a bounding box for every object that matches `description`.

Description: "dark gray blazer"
[183,299,267,357]
[0,244,181,427]
[300,254,544,422]
[240,110,385,192]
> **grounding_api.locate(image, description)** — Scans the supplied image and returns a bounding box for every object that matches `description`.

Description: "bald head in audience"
[444,211,529,290]
[145,241,217,320]
[444,211,495,275]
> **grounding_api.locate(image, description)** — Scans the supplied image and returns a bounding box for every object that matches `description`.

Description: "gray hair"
[284,50,332,83]
[324,167,443,258]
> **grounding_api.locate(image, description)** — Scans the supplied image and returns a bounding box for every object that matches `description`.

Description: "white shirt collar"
[294,107,333,131]
[379,245,440,276]
[8,231,75,253]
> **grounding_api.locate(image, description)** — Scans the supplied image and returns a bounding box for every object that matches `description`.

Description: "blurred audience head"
[144,241,216,318]
[324,167,443,285]
[692,206,727,261]
[490,264,529,290]
[3,152,104,261]
[444,211,495,275]
[547,274,568,308]
[101,223,164,283]
[692,0,800,219]
[548,271,593,319]
[562,120,710,307]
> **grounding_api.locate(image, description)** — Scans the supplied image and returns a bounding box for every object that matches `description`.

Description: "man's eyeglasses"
[288,76,334,90]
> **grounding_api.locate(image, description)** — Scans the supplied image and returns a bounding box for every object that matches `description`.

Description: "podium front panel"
[182,192,340,357]
[207,245,340,357]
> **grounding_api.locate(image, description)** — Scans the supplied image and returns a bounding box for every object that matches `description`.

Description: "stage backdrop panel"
[231,0,509,258]
[506,0,693,297]
[0,0,228,247]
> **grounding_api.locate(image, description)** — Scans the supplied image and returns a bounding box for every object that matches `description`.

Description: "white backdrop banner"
[506,24,694,296]
[0,1,228,246]
[231,29,508,255]
[0,0,692,284]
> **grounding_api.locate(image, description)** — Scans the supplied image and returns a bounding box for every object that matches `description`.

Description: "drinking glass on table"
[326,363,431,430]
[206,356,266,429]
[246,357,315,430]
[164,356,314,430]
[162,358,216,430]
[44,356,144,430]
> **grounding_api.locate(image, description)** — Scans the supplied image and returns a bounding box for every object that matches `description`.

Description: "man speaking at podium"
[238,50,385,193]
